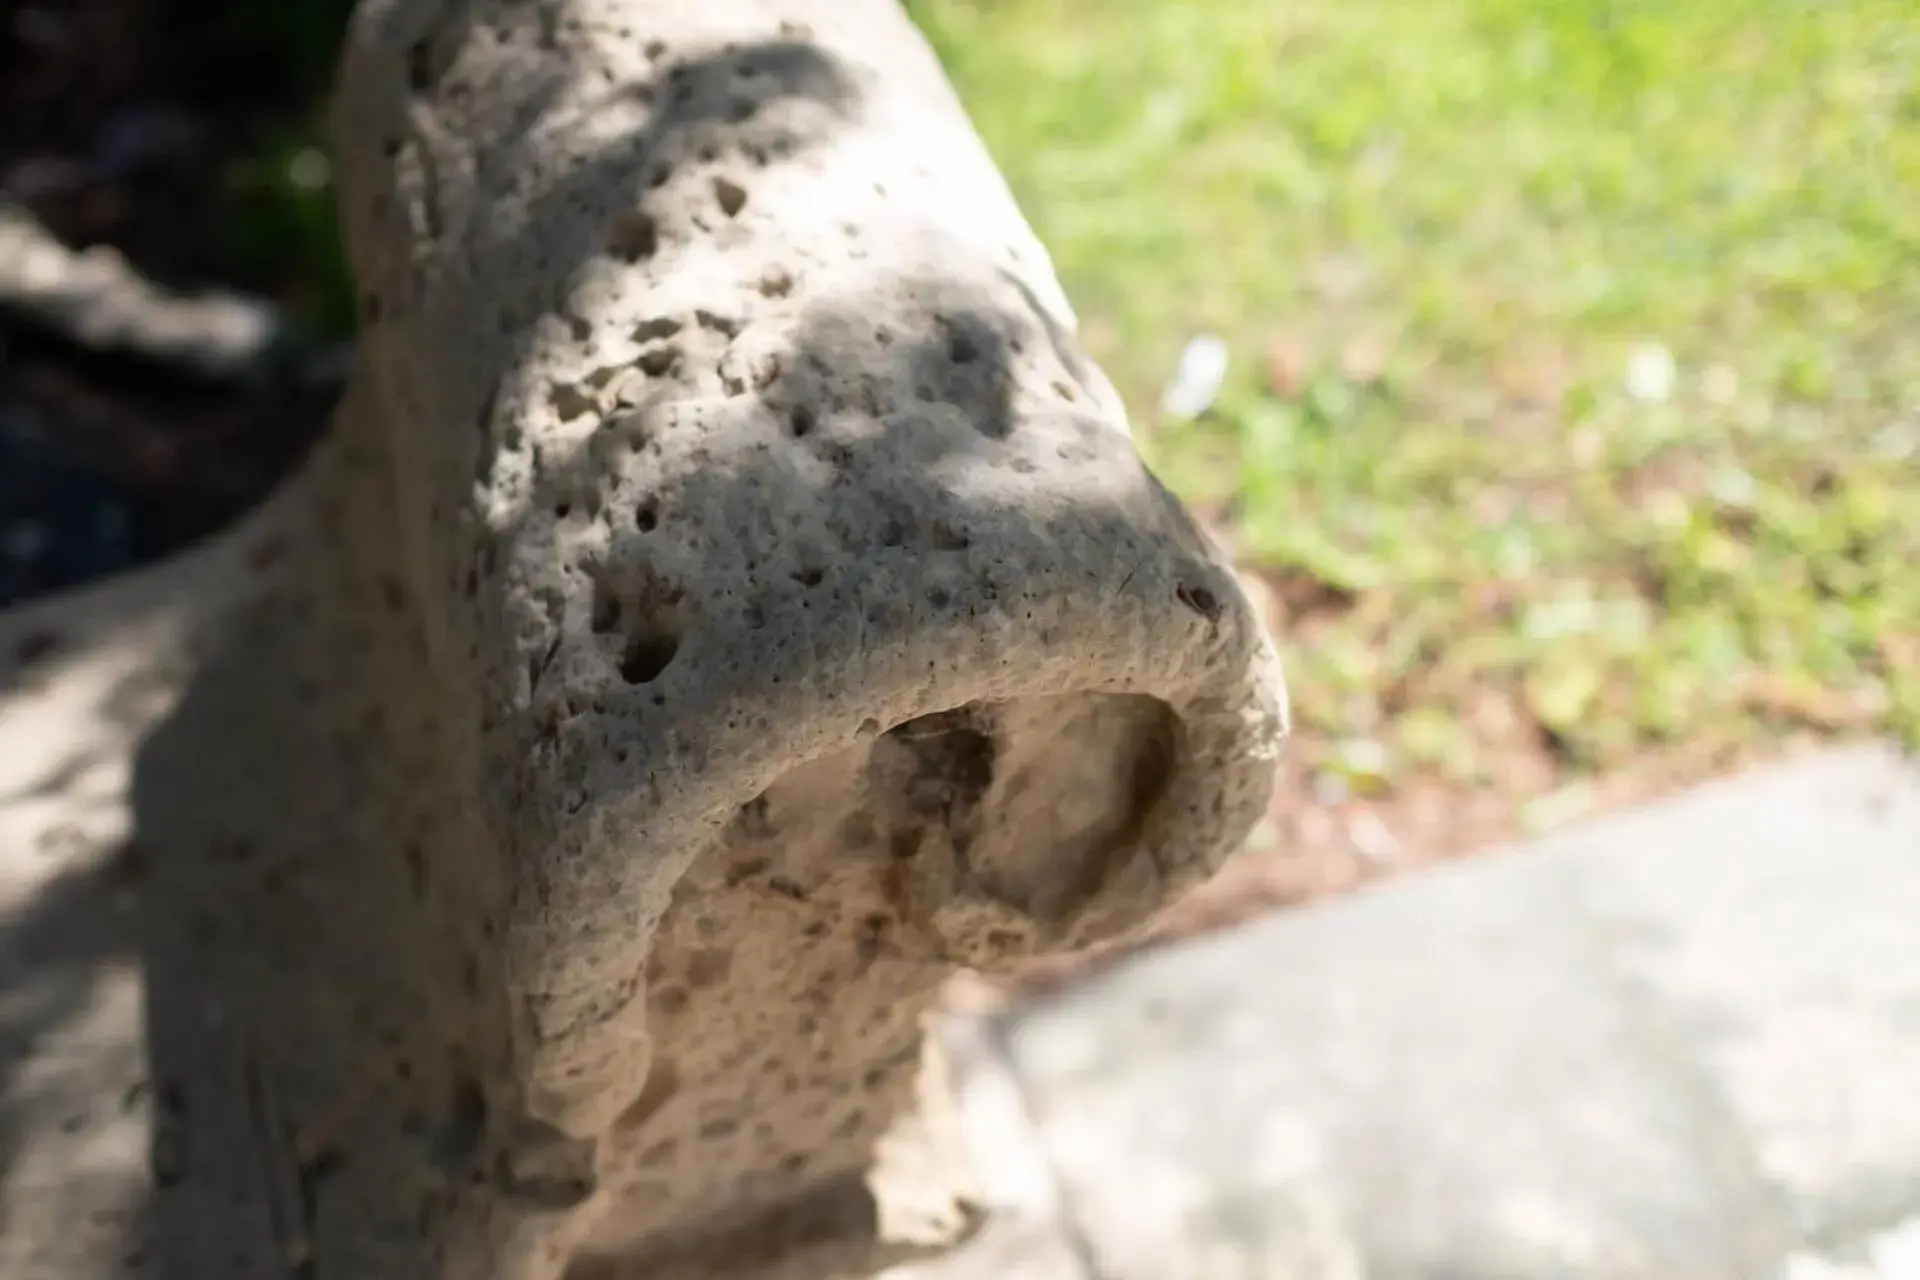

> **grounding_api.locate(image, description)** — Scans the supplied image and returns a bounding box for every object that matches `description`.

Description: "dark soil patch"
[0,0,355,606]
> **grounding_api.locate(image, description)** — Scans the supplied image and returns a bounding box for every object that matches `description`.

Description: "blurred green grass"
[911,0,1920,784]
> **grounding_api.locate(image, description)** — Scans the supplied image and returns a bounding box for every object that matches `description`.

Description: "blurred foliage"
[238,0,1919,785]
[210,0,358,336]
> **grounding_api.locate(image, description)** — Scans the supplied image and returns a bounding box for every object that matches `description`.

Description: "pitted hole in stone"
[644,39,667,62]
[757,265,794,297]
[729,96,757,123]
[648,164,672,189]
[608,209,659,262]
[930,523,970,552]
[792,567,824,589]
[406,39,433,92]
[713,176,748,218]
[592,565,686,685]
[620,628,680,686]
[638,345,681,377]
[949,331,980,364]
[634,316,682,343]
[403,842,430,903]
[1175,582,1222,622]
[636,500,660,533]
[425,1076,488,1182]
[591,583,621,635]
[788,404,816,438]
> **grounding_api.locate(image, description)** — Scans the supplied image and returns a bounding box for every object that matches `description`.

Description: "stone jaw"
[294,0,1292,1272]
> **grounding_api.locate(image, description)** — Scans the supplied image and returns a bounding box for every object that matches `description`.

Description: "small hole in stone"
[645,39,667,61]
[619,631,680,685]
[1176,583,1222,620]
[382,137,402,158]
[949,333,979,364]
[608,209,658,262]
[554,501,572,519]
[636,501,659,532]
[591,591,621,634]
[788,405,815,438]
[406,39,432,91]
[792,567,824,588]
[633,315,682,342]
[403,843,429,902]
[648,164,671,188]
[427,1076,488,1178]
[713,177,748,218]
[757,266,793,297]
[729,97,757,123]
[637,345,680,377]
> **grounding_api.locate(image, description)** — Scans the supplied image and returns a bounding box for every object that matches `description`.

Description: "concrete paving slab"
[938,746,1920,1280]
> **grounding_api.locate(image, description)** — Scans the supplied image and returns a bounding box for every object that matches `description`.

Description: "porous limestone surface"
[3,2,1287,1277]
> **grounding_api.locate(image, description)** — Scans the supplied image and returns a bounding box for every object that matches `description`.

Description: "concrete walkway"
[932,744,1920,1280]
[3,527,1917,1276]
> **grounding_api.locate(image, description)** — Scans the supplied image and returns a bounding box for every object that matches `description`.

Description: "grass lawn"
[911,0,1920,855]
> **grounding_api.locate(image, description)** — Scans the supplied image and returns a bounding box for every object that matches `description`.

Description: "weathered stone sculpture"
[3,2,1284,1277]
